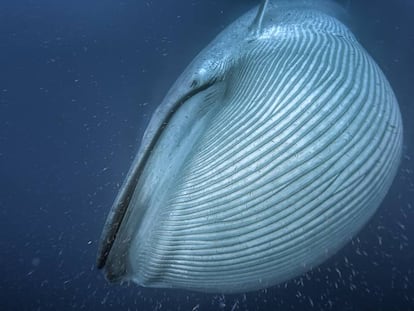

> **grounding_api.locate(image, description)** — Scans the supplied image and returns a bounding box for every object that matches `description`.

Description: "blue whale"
[97,0,403,293]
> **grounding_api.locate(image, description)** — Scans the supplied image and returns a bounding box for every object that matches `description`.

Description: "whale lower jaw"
[121,27,402,293]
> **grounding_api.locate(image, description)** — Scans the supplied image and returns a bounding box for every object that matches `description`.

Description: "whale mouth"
[96,78,220,273]
[96,1,403,291]
[144,78,219,157]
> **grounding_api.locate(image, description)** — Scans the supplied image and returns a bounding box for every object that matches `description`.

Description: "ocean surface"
[1,0,413,310]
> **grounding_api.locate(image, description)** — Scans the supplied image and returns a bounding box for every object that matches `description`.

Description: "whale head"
[97,0,402,293]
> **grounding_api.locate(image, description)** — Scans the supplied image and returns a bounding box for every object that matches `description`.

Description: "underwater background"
[1,0,413,310]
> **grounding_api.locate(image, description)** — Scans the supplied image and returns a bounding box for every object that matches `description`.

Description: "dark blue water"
[1,1,413,310]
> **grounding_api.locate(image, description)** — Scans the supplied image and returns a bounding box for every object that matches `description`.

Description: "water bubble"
[32,257,40,266]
